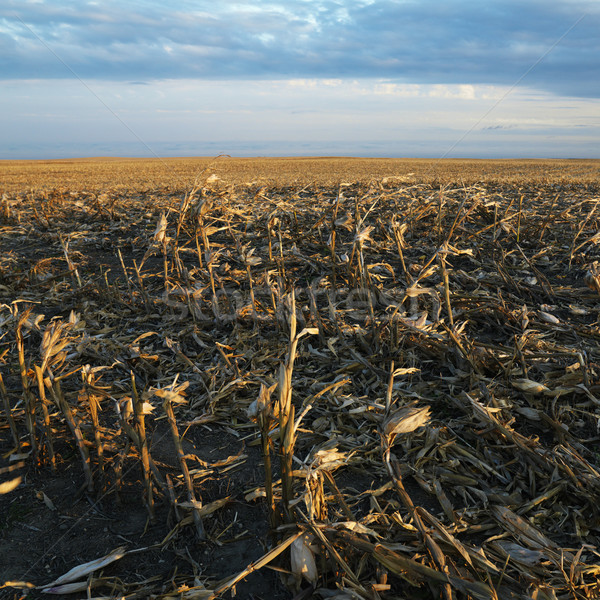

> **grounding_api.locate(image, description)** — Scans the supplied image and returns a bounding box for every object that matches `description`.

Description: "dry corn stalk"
[248,382,278,534]
[49,378,94,493]
[278,291,318,522]
[16,308,37,456]
[131,372,154,520]
[157,384,205,539]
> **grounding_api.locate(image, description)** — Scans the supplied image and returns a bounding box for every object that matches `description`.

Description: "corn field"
[1,157,600,599]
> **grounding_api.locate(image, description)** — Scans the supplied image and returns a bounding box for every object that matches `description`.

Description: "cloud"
[0,0,598,97]
[481,124,517,130]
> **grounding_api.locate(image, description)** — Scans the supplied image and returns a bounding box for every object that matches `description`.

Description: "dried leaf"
[311,448,349,471]
[0,476,22,495]
[384,403,431,440]
[491,540,545,566]
[41,546,127,588]
[153,212,168,244]
[491,506,557,549]
[539,311,560,324]
[290,534,318,584]
[36,490,56,510]
[336,521,381,538]
[512,379,550,395]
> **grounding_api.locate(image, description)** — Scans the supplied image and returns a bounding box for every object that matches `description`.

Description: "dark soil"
[0,422,289,600]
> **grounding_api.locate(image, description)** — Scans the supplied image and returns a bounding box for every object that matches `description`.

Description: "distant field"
[1,156,599,192]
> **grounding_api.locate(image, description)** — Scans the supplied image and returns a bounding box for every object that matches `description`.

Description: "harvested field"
[1,157,600,599]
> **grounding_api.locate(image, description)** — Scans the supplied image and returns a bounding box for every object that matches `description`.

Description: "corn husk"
[290,534,318,584]
[40,547,127,589]
[383,403,431,439]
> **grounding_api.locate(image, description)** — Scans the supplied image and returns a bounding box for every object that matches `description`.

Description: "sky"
[1,0,599,159]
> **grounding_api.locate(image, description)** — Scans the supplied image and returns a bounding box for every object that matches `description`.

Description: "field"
[1,156,600,600]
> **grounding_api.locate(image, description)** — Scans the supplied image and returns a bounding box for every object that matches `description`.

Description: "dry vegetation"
[1,157,600,600]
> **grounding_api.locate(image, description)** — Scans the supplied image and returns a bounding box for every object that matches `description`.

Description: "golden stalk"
[162,396,205,539]
[132,259,151,313]
[276,292,316,524]
[246,263,258,320]
[34,365,56,470]
[131,372,154,520]
[85,388,104,485]
[50,379,94,493]
[516,193,524,242]
[278,293,297,523]
[392,221,409,282]
[175,181,201,243]
[16,310,37,456]
[385,360,395,415]
[117,247,135,304]
[60,234,82,288]
[276,221,286,281]
[329,194,340,289]
[267,217,274,262]
[172,244,185,281]
[438,245,454,328]
[253,383,278,538]
[260,413,276,530]
[162,239,170,296]
[194,231,204,269]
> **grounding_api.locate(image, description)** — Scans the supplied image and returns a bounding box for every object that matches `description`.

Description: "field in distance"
[1,156,599,192]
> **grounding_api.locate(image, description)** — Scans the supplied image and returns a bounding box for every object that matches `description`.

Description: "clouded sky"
[1,0,599,159]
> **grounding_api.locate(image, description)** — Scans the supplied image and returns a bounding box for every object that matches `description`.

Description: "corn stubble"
[0,158,600,598]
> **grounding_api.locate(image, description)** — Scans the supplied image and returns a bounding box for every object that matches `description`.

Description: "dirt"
[0,421,292,599]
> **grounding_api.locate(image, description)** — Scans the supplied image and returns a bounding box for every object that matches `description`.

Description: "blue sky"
[1,0,599,159]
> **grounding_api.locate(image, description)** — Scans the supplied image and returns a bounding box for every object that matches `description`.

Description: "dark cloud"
[0,0,598,97]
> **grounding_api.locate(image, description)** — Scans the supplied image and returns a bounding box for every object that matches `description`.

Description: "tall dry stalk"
[131,372,154,520]
[80,366,108,487]
[50,379,94,493]
[392,219,409,282]
[438,244,454,328]
[86,390,104,484]
[278,293,297,522]
[16,309,37,456]
[352,224,376,326]
[175,181,201,243]
[329,188,342,289]
[117,248,134,305]
[241,246,261,320]
[157,384,205,539]
[276,219,287,281]
[278,292,317,523]
[267,215,276,263]
[37,317,75,468]
[249,383,278,538]
[34,366,55,469]
[60,234,82,288]
[379,404,453,598]
[516,193,524,243]
[132,259,151,313]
